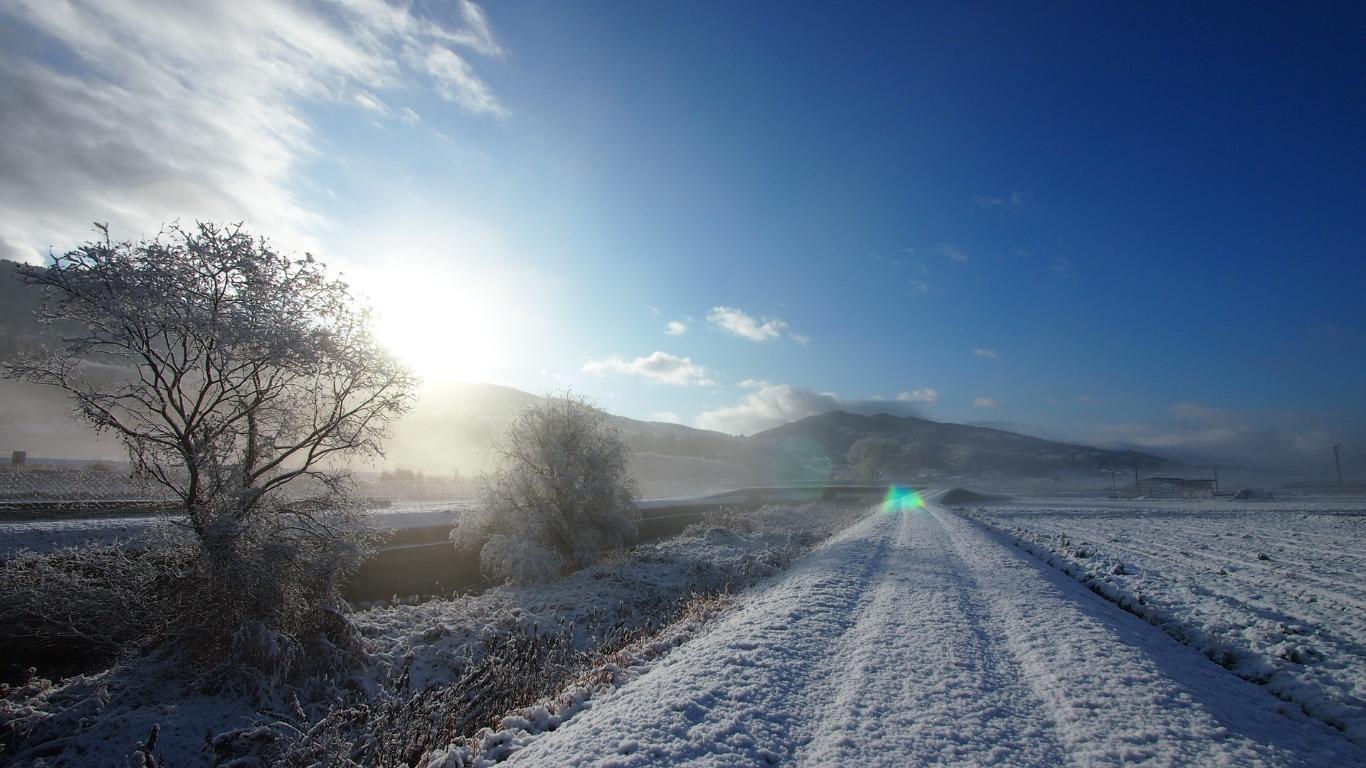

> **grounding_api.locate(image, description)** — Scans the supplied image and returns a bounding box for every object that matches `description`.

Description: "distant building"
[1137,475,1216,498]
[10,450,24,467]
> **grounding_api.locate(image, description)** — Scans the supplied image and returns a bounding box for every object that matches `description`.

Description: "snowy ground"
[961,498,1366,745]
[1,503,858,765]
[0,503,471,556]
[483,502,1363,766]
[8,498,1364,766]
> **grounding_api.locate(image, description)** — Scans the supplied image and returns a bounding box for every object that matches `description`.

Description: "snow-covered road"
[505,504,1365,766]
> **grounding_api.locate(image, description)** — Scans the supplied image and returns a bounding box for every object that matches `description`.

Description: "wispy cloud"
[582,351,716,386]
[0,0,506,259]
[972,347,998,359]
[422,46,507,117]
[939,244,971,263]
[1085,401,1356,474]
[707,306,804,343]
[973,397,999,408]
[1051,257,1073,274]
[737,378,773,389]
[896,388,938,404]
[975,191,1027,209]
[697,384,838,434]
[664,320,688,336]
[697,383,930,435]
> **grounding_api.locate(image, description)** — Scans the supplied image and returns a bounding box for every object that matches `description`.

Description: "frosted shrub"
[478,535,566,585]
[452,393,639,584]
[0,542,190,678]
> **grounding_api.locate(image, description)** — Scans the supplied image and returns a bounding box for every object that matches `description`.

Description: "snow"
[962,497,1366,745]
[3,502,855,765]
[492,502,1363,766]
[0,503,471,556]
[8,497,1364,766]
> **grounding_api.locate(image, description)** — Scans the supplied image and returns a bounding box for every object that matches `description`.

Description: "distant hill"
[384,385,1174,484]
[384,381,756,471]
[0,259,1174,486]
[751,410,1174,480]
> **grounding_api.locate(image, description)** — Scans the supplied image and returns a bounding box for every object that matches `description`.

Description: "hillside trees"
[847,436,907,481]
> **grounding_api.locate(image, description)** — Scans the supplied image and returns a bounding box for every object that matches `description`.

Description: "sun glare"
[368,269,507,383]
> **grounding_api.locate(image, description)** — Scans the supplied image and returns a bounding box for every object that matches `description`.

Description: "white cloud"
[1052,257,1073,274]
[975,191,1027,209]
[696,384,842,435]
[664,320,688,336]
[896,388,938,404]
[649,411,681,424]
[697,383,933,435]
[582,351,716,386]
[421,46,507,117]
[707,306,803,343]
[973,397,999,408]
[940,244,971,263]
[972,347,998,359]
[0,0,506,258]
[353,90,388,114]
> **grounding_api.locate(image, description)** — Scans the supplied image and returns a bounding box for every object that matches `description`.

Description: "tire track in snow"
[504,504,1364,766]
[505,507,895,766]
[936,506,1366,766]
[795,506,1070,765]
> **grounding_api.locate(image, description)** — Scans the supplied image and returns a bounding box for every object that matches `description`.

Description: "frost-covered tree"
[453,393,639,584]
[4,223,415,527]
[1,223,416,673]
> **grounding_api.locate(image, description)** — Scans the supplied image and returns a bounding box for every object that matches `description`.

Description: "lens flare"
[882,484,924,513]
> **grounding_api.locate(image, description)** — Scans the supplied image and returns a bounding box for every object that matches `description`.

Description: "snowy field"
[467,502,1362,766]
[8,497,1365,765]
[0,503,471,557]
[961,498,1366,746]
[1,503,862,765]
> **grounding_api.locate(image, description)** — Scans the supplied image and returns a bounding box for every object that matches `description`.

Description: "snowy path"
[505,504,1365,766]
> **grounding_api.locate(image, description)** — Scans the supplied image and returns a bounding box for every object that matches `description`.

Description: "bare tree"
[4,222,416,534]
[452,392,639,584]
[1,223,416,677]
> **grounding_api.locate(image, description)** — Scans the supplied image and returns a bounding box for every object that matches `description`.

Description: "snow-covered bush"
[0,540,190,678]
[174,492,373,691]
[477,534,565,585]
[0,496,370,691]
[452,393,639,584]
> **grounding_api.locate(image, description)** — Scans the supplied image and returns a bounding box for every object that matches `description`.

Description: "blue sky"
[2,1,1364,471]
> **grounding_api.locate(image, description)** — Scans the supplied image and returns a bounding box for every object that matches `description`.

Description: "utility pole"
[1133,458,1141,495]
[1334,444,1344,494]
[1212,464,1219,495]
